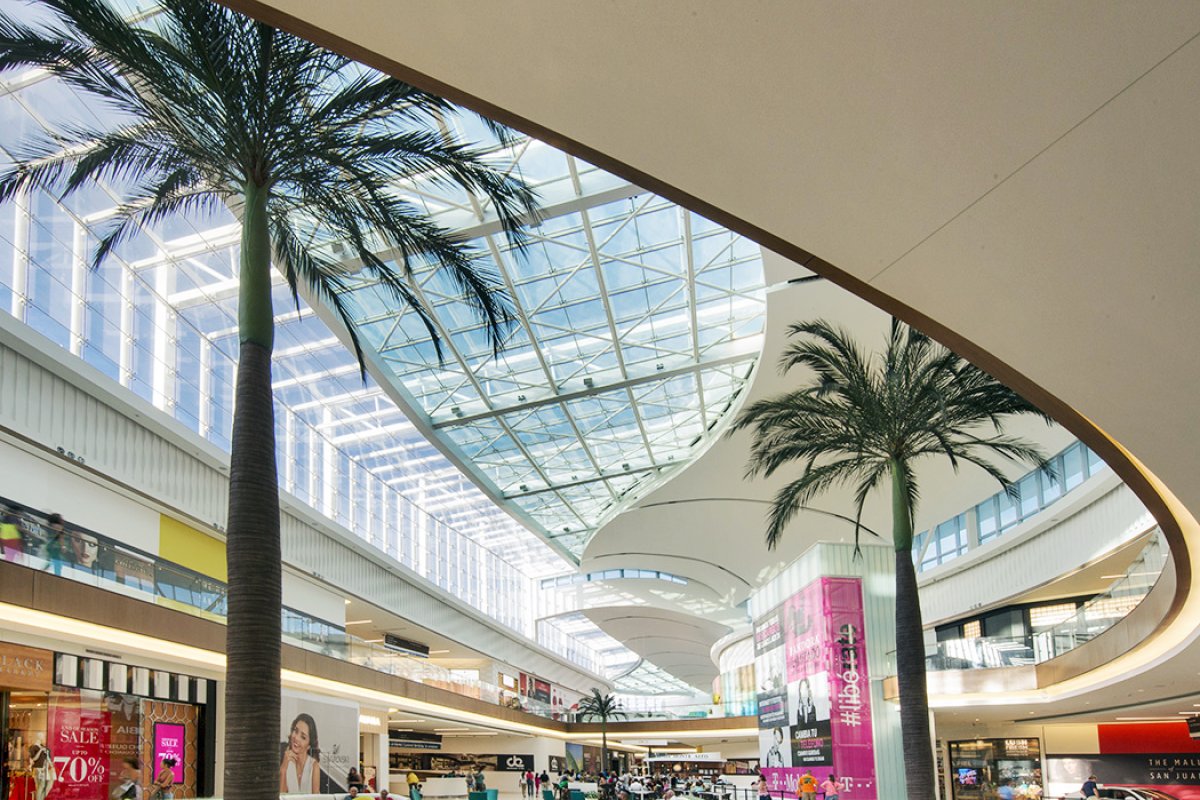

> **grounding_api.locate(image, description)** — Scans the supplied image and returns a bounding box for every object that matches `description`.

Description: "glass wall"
[914,440,1109,571]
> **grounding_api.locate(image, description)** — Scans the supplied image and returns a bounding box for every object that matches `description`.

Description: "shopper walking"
[1,507,23,562]
[819,775,842,800]
[150,757,177,800]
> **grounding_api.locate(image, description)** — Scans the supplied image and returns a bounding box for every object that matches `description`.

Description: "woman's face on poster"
[289,719,311,754]
[72,533,99,566]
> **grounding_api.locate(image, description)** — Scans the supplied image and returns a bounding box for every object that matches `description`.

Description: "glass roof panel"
[0,0,768,677]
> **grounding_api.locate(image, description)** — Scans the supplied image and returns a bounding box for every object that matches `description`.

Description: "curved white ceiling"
[226,0,1200,714]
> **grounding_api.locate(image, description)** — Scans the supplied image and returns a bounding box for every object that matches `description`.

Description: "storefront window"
[949,738,1042,800]
[3,655,206,800]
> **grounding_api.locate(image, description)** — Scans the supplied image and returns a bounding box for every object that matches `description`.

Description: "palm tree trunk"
[601,723,607,775]
[223,179,281,800]
[891,460,934,800]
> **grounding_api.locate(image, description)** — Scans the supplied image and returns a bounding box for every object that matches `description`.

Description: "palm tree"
[732,320,1051,800]
[577,689,625,775]
[0,2,536,800]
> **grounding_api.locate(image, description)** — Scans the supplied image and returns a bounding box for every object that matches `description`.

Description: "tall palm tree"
[0,2,537,800]
[732,320,1051,800]
[577,689,625,775]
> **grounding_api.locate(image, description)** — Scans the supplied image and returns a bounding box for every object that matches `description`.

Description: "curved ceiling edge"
[216,0,1196,702]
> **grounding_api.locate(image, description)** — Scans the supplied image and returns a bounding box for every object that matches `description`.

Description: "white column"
[119,264,135,387]
[375,731,391,795]
[69,221,87,356]
[10,189,29,320]
[321,407,336,515]
[198,338,213,437]
[151,260,175,411]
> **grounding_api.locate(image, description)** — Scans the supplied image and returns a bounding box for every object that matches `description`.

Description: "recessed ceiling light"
[434,728,474,732]
[344,599,352,605]
[429,649,450,654]
[345,619,374,626]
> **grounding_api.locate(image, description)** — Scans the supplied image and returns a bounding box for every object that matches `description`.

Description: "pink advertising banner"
[153,723,185,783]
[758,577,876,799]
[46,690,112,800]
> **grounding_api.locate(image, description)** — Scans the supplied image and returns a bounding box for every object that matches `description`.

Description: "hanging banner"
[757,577,876,800]
[47,690,112,800]
[281,691,360,794]
[153,723,186,783]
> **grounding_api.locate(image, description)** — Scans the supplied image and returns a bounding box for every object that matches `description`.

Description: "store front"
[948,738,1043,800]
[1,646,214,800]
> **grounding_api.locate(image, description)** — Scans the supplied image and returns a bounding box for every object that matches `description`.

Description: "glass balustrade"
[927,528,1167,671]
[0,499,725,721]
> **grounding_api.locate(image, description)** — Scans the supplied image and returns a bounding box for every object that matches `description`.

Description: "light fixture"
[429,649,450,655]
[345,619,374,626]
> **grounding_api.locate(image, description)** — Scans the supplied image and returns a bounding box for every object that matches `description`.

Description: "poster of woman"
[279,691,359,794]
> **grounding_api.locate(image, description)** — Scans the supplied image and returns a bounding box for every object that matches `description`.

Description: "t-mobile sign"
[153,723,185,782]
[756,577,876,800]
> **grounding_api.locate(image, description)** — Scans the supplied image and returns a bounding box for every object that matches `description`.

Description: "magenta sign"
[756,577,876,799]
[153,723,185,783]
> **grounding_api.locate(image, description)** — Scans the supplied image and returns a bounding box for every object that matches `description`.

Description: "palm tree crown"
[733,318,1052,800]
[735,319,1052,551]
[578,689,624,774]
[578,688,624,723]
[0,0,536,355]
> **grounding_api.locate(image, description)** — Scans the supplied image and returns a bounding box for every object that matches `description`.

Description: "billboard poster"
[565,743,585,773]
[1048,754,1200,799]
[46,689,112,800]
[153,724,185,783]
[757,577,876,800]
[280,691,359,794]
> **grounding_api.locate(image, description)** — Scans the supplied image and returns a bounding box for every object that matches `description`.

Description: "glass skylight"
[0,0,767,674]
[337,132,767,560]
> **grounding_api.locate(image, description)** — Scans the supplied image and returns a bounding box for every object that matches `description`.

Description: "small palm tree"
[0,3,536,800]
[733,319,1051,800]
[577,688,625,775]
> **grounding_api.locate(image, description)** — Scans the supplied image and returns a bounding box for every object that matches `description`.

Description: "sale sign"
[153,723,185,783]
[47,690,111,800]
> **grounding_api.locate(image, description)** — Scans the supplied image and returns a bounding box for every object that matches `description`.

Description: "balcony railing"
[927,528,1167,671]
[1,497,726,722]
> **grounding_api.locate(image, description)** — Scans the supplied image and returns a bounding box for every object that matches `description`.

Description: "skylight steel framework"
[0,0,766,675]
[337,136,767,560]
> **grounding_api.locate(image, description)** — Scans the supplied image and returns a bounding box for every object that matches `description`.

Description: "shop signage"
[389,731,442,750]
[646,753,723,763]
[47,690,112,800]
[0,643,53,691]
[153,723,185,783]
[496,754,533,772]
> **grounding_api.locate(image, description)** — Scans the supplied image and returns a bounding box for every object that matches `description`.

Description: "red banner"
[46,690,111,800]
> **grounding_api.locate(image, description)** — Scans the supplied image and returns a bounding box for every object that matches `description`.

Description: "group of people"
[517,770,553,797]
[756,770,842,800]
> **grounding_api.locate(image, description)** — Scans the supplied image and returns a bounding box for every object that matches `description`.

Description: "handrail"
[927,528,1167,671]
[0,495,724,722]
